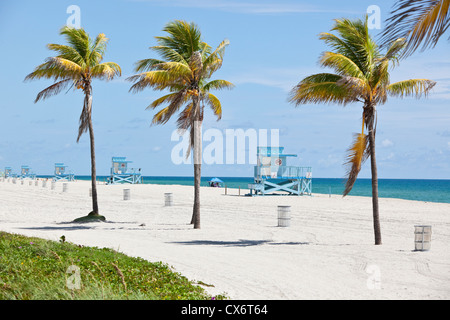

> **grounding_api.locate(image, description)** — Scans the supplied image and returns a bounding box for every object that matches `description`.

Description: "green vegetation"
[0,232,225,300]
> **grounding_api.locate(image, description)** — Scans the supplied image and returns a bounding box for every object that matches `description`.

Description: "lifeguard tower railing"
[53,163,75,182]
[108,157,142,184]
[254,166,312,180]
[20,165,36,180]
[249,146,312,196]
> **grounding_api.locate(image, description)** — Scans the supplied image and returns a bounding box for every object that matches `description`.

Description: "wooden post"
[225,184,227,195]
[239,186,241,196]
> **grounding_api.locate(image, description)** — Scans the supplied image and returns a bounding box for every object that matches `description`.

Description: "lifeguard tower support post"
[20,165,36,180]
[4,167,12,178]
[248,147,312,196]
[53,163,75,181]
[108,157,142,184]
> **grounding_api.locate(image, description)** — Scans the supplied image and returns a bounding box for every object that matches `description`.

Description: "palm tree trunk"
[190,97,202,229]
[367,112,381,245]
[86,90,99,215]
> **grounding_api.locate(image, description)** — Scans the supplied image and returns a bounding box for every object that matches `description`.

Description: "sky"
[0,0,449,179]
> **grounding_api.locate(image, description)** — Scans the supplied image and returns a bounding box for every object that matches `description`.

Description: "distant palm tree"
[127,20,233,229]
[381,0,450,57]
[25,26,121,217]
[289,17,436,245]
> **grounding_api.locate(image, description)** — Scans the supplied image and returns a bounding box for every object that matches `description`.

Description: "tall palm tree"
[289,17,436,245]
[25,26,121,218]
[381,0,450,57]
[127,20,233,229]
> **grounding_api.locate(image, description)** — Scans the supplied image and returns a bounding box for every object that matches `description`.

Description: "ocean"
[38,175,450,204]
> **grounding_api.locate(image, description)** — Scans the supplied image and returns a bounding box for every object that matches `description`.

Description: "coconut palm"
[127,20,233,229]
[289,17,436,245]
[25,26,121,218]
[381,0,450,57]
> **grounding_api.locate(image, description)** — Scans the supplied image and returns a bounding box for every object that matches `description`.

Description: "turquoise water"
[39,175,450,204]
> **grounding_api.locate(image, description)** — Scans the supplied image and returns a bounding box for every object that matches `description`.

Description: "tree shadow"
[168,239,310,247]
[18,225,93,231]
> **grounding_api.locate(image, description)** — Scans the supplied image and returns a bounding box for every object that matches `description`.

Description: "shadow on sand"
[168,239,310,247]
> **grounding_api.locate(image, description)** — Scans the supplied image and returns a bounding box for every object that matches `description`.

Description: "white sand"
[0,179,449,300]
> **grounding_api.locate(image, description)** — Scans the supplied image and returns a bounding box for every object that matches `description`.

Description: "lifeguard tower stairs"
[107,157,142,184]
[53,163,75,182]
[20,165,36,180]
[248,147,312,196]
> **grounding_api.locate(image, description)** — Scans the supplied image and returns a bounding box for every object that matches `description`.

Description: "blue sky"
[0,0,449,179]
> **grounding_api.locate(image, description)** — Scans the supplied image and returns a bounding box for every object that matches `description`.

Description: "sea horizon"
[34,175,450,205]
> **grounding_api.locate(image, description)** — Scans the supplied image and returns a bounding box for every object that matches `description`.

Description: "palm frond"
[204,92,222,120]
[60,26,90,61]
[319,51,366,79]
[380,0,450,56]
[34,79,72,103]
[24,58,82,82]
[289,73,357,106]
[88,33,109,66]
[202,39,230,75]
[147,90,189,110]
[150,45,188,64]
[77,92,92,142]
[318,32,363,70]
[202,79,235,91]
[127,70,182,92]
[134,58,166,72]
[343,132,369,196]
[91,62,121,80]
[387,79,436,98]
[47,43,85,67]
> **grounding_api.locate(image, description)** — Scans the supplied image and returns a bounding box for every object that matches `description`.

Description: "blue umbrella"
[209,177,223,183]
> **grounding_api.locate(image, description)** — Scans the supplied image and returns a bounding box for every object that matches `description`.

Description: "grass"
[0,231,226,300]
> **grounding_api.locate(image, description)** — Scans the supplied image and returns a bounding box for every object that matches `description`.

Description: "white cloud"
[381,139,394,148]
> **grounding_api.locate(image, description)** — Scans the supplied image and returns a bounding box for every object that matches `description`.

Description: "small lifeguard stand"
[20,165,36,180]
[4,167,12,178]
[248,147,312,196]
[53,163,75,182]
[108,157,142,184]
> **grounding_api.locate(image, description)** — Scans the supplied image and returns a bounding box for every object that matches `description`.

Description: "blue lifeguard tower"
[107,157,142,184]
[53,163,75,181]
[20,165,36,180]
[248,147,312,196]
[4,167,12,178]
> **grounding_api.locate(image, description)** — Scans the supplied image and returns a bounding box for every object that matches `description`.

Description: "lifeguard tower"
[107,157,142,184]
[20,165,36,180]
[248,147,312,196]
[4,167,12,178]
[53,163,75,181]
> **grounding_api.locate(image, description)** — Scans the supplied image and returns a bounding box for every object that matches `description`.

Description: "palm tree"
[127,20,233,229]
[289,17,436,245]
[381,0,450,57]
[25,26,121,218]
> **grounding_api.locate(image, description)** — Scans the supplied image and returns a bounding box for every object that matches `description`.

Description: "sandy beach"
[0,179,449,300]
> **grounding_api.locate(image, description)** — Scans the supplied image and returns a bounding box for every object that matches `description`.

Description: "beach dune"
[0,179,449,299]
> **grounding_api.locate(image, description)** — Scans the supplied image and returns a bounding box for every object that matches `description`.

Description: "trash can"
[278,206,291,227]
[164,193,173,206]
[414,225,432,251]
